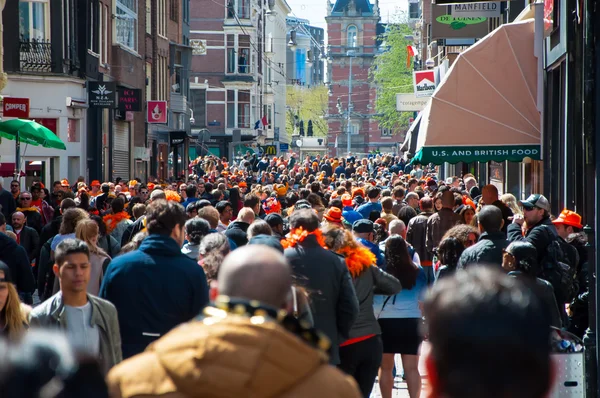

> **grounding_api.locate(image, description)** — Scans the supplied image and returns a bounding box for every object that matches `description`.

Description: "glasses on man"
[21,196,31,201]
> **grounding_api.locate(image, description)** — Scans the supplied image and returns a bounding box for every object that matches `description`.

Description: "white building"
[264,0,292,145]
[0,75,87,187]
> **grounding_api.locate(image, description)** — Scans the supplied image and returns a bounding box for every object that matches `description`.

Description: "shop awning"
[411,20,541,165]
[0,163,25,177]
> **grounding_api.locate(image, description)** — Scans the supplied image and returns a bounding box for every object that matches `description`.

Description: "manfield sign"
[451,2,501,17]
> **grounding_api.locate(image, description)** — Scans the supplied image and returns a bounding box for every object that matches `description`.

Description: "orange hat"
[91,180,101,187]
[128,180,138,188]
[61,179,70,187]
[553,209,583,229]
[352,188,365,199]
[324,207,343,224]
[341,194,353,207]
[147,182,156,191]
[239,181,247,188]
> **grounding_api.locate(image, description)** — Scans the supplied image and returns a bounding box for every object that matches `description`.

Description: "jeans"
[338,335,383,398]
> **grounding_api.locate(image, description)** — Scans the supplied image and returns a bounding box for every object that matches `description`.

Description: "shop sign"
[431,4,491,39]
[118,88,142,112]
[396,93,429,111]
[279,143,289,151]
[169,130,187,146]
[413,71,437,98]
[436,14,487,30]
[147,100,168,124]
[3,98,30,118]
[451,2,500,17]
[434,0,505,4]
[89,82,116,108]
[412,145,541,165]
[262,145,277,155]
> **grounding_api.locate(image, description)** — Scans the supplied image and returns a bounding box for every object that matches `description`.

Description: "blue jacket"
[342,206,363,225]
[181,197,199,209]
[99,234,209,359]
[357,238,385,269]
[357,201,382,219]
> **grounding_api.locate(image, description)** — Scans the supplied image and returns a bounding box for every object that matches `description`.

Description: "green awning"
[412,145,541,165]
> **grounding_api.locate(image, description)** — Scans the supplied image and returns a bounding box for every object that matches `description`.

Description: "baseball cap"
[0,261,13,283]
[352,219,374,234]
[553,209,583,229]
[520,194,550,212]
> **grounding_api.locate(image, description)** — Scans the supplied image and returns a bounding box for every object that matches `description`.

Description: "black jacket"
[0,233,35,294]
[37,237,54,300]
[347,263,401,340]
[225,221,250,247]
[16,226,40,264]
[457,231,510,269]
[284,236,359,365]
[121,216,146,247]
[507,216,558,263]
[0,188,16,220]
[40,215,62,247]
[508,271,562,328]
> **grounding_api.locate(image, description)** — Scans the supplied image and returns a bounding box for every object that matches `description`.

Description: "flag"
[406,45,417,68]
[254,115,269,130]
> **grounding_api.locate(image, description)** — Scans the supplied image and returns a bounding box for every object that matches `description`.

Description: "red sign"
[414,71,435,85]
[413,70,437,98]
[118,88,142,112]
[3,98,30,118]
[147,101,167,124]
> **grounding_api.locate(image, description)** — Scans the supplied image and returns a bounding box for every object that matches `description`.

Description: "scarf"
[281,227,327,249]
[103,211,131,234]
[17,207,40,213]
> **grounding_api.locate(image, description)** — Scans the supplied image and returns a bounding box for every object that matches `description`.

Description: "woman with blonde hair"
[0,261,30,340]
[75,219,110,295]
[500,193,522,217]
[323,226,401,397]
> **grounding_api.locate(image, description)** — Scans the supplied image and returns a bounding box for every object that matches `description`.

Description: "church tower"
[325,0,384,156]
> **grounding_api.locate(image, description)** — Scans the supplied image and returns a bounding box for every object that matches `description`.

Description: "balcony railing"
[20,39,53,73]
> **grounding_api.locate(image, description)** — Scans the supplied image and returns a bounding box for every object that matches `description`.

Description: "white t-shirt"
[64,301,100,356]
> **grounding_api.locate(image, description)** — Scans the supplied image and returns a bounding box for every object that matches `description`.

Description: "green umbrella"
[0,119,67,179]
[0,119,66,150]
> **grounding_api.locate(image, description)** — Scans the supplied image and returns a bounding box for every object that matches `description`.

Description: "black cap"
[0,261,13,283]
[352,219,374,234]
[248,235,284,253]
[265,213,284,227]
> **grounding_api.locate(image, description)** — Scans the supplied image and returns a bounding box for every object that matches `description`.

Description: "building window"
[99,4,109,64]
[173,50,182,93]
[263,104,272,126]
[170,0,178,21]
[146,0,151,34]
[227,90,235,128]
[238,35,250,73]
[67,119,80,142]
[116,0,138,51]
[238,90,250,128]
[146,62,152,101]
[157,55,168,100]
[408,2,419,19]
[347,25,357,48]
[226,0,249,18]
[158,0,166,37]
[62,0,76,61]
[381,127,393,136]
[227,34,235,73]
[19,0,49,41]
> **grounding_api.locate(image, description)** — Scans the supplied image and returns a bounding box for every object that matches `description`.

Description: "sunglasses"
[522,206,536,212]
[140,191,149,195]
[21,197,31,200]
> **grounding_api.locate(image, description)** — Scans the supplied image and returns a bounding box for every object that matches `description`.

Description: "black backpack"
[539,226,579,303]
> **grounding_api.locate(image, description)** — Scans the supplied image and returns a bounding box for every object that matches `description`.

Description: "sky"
[285,0,410,31]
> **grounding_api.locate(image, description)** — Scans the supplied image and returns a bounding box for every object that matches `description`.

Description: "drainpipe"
[583,0,599,395]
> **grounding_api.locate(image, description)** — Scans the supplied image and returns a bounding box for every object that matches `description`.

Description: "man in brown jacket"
[426,191,461,255]
[106,245,361,398]
[407,196,435,284]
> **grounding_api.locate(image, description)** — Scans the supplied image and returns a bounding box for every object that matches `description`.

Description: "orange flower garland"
[103,211,131,234]
[281,227,327,249]
[337,245,377,278]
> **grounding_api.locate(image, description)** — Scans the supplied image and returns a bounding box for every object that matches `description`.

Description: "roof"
[331,0,373,15]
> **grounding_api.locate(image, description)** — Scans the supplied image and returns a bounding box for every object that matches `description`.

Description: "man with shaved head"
[107,245,362,398]
[11,211,40,267]
[481,184,513,235]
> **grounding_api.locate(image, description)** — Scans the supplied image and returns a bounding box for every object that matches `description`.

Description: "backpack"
[538,226,579,303]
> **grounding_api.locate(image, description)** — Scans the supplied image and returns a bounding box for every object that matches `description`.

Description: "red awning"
[0,163,25,177]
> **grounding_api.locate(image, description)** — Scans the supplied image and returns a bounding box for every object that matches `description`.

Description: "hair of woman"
[385,235,419,289]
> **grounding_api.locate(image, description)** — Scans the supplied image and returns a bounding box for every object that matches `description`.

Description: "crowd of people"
[0,151,587,397]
